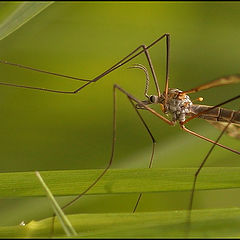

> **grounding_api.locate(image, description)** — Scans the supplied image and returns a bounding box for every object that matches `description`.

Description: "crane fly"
[0,33,240,236]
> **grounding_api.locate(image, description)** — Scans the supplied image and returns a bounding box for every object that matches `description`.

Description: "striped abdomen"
[190,104,240,124]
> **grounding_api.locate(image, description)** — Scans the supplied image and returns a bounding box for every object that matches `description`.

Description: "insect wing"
[206,120,240,139]
[183,75,240,94]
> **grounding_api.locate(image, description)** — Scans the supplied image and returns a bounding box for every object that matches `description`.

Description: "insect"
[1,33,240,236]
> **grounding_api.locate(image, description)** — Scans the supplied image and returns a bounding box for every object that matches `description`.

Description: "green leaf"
[35,171,77,237]
[0,1,54,41]
[1,208,240,238]
[0,167,240,197]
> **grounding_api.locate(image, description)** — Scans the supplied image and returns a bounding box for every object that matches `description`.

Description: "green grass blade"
[1,208,240,238]
[35,171,77,237]
[0,167,239,197]
[0,1,54,41]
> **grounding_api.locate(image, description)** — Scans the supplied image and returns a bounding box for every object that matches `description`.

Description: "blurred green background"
[0,1,239,227]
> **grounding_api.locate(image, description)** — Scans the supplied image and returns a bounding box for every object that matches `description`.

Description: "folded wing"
[183,74,240,94]
[206,120,240,139]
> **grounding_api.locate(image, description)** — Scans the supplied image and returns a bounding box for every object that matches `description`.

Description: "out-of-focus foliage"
[2,208,240,238]
[35,171,77,236]
[0,167,240,197]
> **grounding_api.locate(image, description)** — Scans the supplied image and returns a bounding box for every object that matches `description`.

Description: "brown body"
[191,104,240,124]
[190,104,240,139]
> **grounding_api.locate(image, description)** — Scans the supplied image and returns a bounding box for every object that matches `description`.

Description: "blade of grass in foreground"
[1,208,240,238]
[0,167,239,197]
[0,1,54,40]
[35,171,77,237]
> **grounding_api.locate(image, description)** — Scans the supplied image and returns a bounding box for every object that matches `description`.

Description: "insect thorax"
[161,88,193,123]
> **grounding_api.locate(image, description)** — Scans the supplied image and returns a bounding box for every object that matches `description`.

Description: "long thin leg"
[127,97,156,212]
[126,44,162,98]
[50,84,172,236]
[0,34,170,94]
[163,33,170,105]
[181,125,240,155]
[130,35,170,100]
[0,60,91,82]
[63,84,173,209]
[188,122,232,217]
[186,107,240,235]
[50,81,119,235]
[140,44,161,97]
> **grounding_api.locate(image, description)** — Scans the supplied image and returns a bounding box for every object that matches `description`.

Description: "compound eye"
[149,95,157,103]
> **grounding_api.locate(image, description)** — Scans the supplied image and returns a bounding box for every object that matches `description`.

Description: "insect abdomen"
[191,104,240,124]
